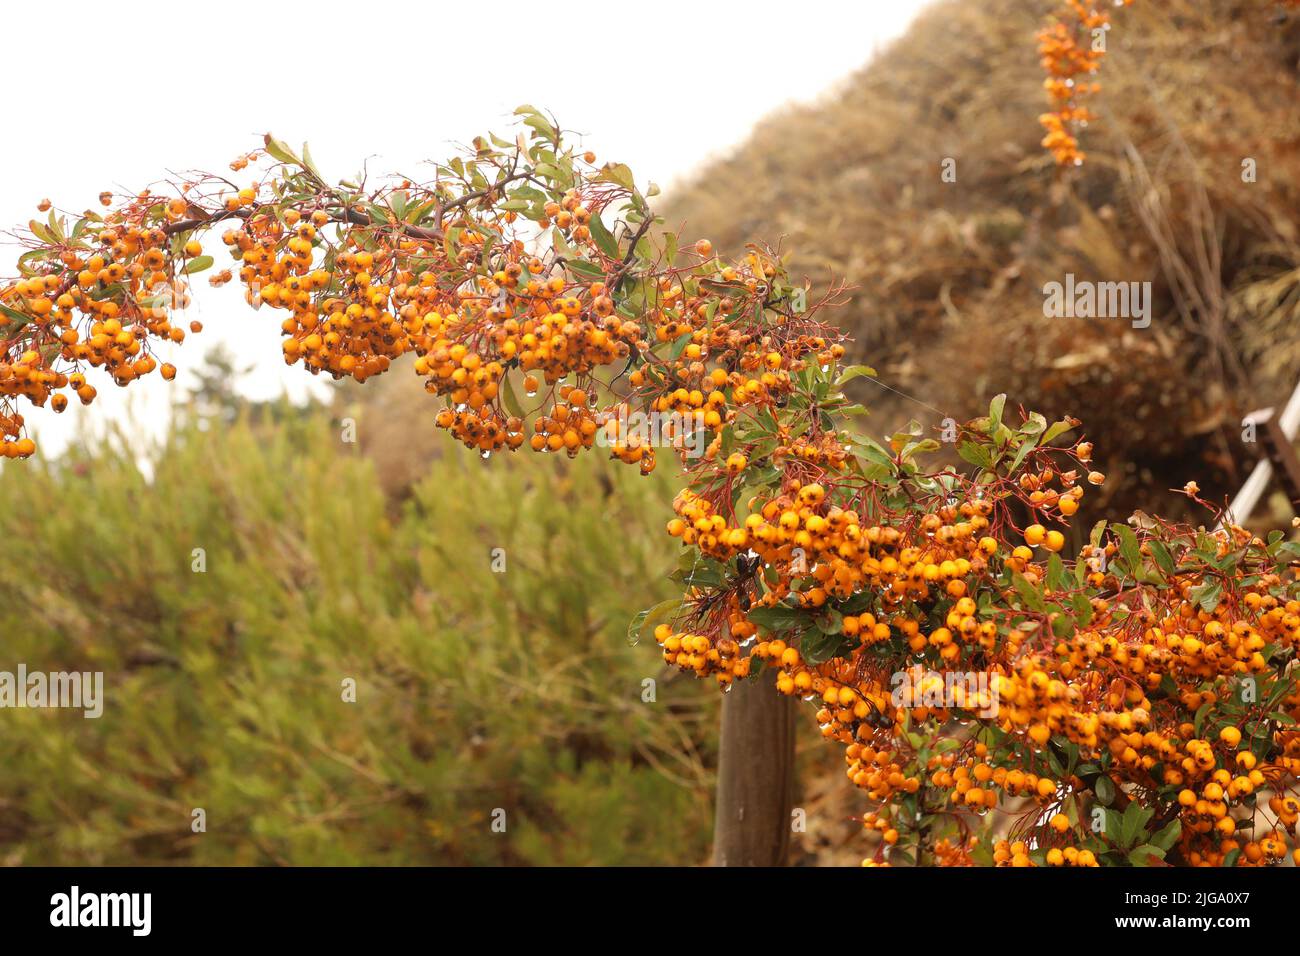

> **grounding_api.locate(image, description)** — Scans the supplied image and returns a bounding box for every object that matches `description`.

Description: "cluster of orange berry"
[654,623,755,687]
[227,216,413,384]
[1037,0,1133,165]
[0,205,206,456]
[413,277,641,456]
[657,392,1300,865]
[998,839,1099,867]
[0,118,830,475]
[930,836,979,867]
[667,486,998,630]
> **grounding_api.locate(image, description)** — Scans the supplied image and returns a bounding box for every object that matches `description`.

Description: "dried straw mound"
[661,0,1300,519]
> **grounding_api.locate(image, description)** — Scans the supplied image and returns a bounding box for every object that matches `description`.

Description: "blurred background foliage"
[0,367,727,865]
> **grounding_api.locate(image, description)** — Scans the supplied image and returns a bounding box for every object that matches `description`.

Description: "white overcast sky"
[1,0,931,457]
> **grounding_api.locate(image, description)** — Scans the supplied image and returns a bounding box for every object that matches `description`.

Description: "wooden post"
[712,666,797,866]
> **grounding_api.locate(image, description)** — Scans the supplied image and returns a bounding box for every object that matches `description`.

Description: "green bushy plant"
[0,409,715,865]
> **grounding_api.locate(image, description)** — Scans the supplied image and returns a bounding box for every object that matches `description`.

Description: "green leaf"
[1094,775,1116,806]
[1189,579,1223,613]
[587,213,619,259]
[565,259,605,281]
[1110,523,1142,575]
[957,441,995,471]
[1275,541,1300,565]
[669,561,725,590]
[1148,540,1176,576]
[1011,572,1046,613]
[1010,434,1040,472]
[389,190,409,220]
[1118,802,1155,848]
[1046,553,1069,592]
[987,393,1007,433]
[1150,819,1181,852]
[628,599,682,646]
[262,134,300,167]
[1127,844,1165,867]
[184,255,214,275]
[1071,591,1094,626]
[522,114,557,142]
[899,439,941,459]
[1021,412,1047,437]
[668,332,693,360]
[501,373,526,420]
[1051,611,1075,638]
[28,219,56,244]
[814,608,844,635]
[1193,699,1212,736]
[595,162,636,192]
[0,303,31,327]
[513,105,557,144]
[1041,419,1076,445]
[1048,737,1078,776]
[16,249,55,276]
[1102,807,1124,841]
[301,142,325,182]
[802,628,851,665]
[835,364,877,387]
[850,435,894,468]
[745,604,810,634]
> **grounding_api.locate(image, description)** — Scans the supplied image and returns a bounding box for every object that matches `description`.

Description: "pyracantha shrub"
[4,106,1298,868]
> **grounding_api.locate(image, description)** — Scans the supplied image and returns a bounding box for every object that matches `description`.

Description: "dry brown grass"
[661,0,1300,523]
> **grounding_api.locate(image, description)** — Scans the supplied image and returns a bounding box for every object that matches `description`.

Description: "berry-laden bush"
[2,108,1298,867]
[657,405,1300,867]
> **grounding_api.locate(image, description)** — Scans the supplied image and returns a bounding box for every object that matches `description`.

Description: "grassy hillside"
[661,0,1300,523]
